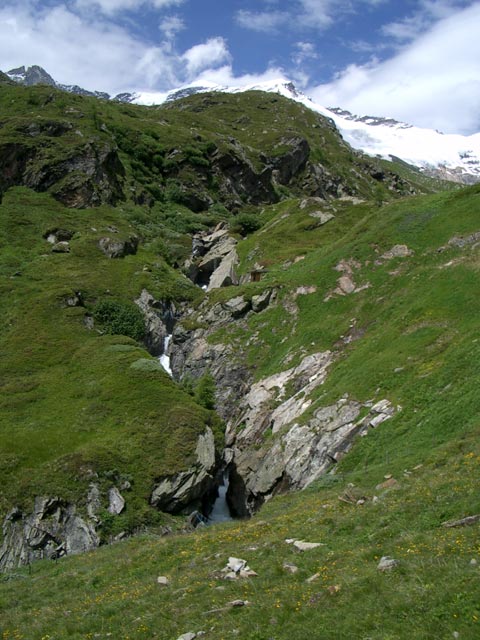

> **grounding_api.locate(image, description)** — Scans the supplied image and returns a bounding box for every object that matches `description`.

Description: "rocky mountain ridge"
[6,65,480,185]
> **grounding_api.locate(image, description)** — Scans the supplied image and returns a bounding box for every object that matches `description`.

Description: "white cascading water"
[159,334,173,376]
[208,472,232,523]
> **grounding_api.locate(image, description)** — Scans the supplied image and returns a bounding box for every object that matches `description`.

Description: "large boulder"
[187,229,239,290]
[98,235,138,258]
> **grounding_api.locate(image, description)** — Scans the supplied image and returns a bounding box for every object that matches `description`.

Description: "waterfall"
[208,472,233,524]
[159,334,173,376]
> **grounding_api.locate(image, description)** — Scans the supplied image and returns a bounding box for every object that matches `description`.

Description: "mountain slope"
[132,79,480,185]
[0,68,479,640]
[6,65,480,185]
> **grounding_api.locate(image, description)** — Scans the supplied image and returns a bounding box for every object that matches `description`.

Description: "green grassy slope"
[0,187,221,532]
[0,79,446,214]
[216,185,480,479]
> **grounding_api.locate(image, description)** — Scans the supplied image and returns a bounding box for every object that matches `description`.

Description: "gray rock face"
[8,65,56,87]
[187,228,239,290]
[98,235,138,258]
[150,427,217,513]
[0,138,126,208]
[211,144,277,208]
[227,351,334,446]
[207,249,239,291]
[171,288,271,421]
[171,289,274,422]
[271,137,310,185]
[108,487,125,515]
[135,289,176,356]
[223,346,398,516]
[0,497,99,571]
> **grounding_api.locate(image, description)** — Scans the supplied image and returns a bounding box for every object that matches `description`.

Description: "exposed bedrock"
[0,140,125,207]
[0,497,99,572]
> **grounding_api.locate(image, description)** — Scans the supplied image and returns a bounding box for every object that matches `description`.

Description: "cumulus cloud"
[0,3,175,93]
[182,37,231,75]
[0,1,232,94]
[308,3,480,134]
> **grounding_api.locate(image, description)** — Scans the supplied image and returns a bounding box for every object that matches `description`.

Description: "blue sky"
[0,1,479,133]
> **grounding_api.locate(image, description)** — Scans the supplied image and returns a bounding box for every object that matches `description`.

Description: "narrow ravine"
[208,472,233,524]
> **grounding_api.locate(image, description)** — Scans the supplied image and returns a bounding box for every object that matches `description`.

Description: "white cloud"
[296,0,334,29]
[381,0,469,41]
[74,0,185,15]
[236,0,388,33]
[292,41,319,66]
[0,2,229,94]
[308,3,480,134]
[235,9,288,33]
[192,64,288,89]
[182,37,231,75]
[159,14,185,41]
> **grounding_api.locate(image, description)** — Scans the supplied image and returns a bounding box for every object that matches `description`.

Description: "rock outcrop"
[98,234,138,258]
[0,140,125,207]
[135,289,176,356]
[150,427,218,513]
[171,288,276,421]
[228,396,397,516]
[0,497,99,571]
[210,142,277,208]
[186,227,239,290]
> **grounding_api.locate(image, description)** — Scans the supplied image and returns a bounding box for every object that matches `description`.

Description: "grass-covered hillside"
[0,77,479,639]
[0,186,224,535]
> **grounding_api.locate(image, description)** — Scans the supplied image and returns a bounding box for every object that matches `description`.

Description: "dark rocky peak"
[6,65,111,100]
[113,92,136,103]
[328,106,411,130]
[282,81,302,98]
[0,70,14,84]
[166,86,217,102]
[58,84,111,100]
[8,65,56,87]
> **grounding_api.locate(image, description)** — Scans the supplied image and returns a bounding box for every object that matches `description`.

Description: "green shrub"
[194,371,216,409]
[231,212,262,236]
[93,300,145,341]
